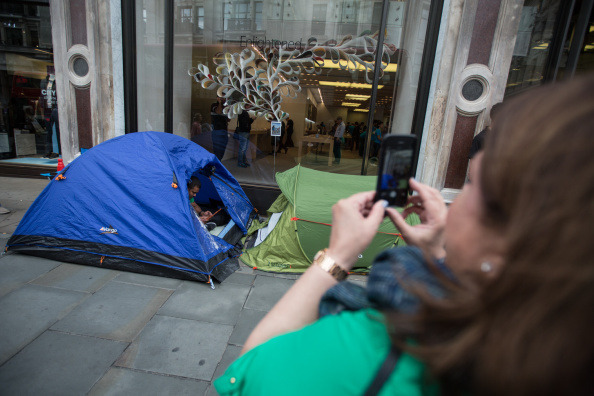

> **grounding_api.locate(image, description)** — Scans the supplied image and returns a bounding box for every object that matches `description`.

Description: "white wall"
[391,0,431,136]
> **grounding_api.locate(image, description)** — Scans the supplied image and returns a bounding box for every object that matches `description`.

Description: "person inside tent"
[187,177,217,231]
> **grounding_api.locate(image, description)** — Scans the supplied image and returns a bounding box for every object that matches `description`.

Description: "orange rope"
[290,217,402,237]
[204,208,222,221]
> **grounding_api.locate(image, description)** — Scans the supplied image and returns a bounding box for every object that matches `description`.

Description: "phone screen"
[376,135,416,206]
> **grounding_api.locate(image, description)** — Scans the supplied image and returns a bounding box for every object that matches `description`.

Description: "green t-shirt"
[215,309,439,395]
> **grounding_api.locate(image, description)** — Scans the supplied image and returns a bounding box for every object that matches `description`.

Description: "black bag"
[363,347,401,396]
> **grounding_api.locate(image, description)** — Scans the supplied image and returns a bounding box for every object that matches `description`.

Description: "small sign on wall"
[271,121,282,137]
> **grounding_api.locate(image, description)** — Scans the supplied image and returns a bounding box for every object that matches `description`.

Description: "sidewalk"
[0,176,367,395]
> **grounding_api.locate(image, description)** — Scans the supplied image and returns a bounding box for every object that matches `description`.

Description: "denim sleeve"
[319,246,452,318]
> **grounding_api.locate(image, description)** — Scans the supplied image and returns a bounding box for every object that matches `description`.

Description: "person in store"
[214,74,594,395]
[316,122,325,135]
[236,109,254,167]
[210,96,229,160]
[190,113,202,138]
[352,122,361,151]
[187,177,216,231]
[332,116,345,164]
[358,122,367,157]
[370,120,383,158]
[285,117,294,148]
[346,121,355,150]
[45,108,60,158]
[276,120,288,154]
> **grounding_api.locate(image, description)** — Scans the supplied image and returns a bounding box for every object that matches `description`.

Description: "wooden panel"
[445,114,478,189]
[75,86,93,149]
[69,0,87,46]
[467,0,503,65]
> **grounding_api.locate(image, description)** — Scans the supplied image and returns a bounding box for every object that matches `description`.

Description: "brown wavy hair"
[393,74,594,395]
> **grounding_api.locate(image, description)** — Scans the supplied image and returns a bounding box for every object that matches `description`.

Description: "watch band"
[313,249,348,281]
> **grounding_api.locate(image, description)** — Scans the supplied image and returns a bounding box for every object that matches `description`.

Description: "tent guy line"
[290,217,403,238]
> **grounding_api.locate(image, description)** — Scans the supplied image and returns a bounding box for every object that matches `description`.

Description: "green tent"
[241,165,420,273]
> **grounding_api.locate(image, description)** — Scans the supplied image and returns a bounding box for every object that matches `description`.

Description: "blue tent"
[7,132,255,283]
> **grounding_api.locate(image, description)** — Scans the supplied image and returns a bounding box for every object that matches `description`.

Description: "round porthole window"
[72,56,89,78]
[66,45,92,87]
[462,78,484,102]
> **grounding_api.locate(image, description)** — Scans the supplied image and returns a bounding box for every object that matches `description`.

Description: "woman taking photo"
[215,75,594,395]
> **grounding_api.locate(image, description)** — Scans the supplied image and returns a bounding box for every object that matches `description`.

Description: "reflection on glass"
[505,0,561,96]
[0,3,59,167]
[556,1,594,79]
[162,0,433,186]
[137,0,165,132]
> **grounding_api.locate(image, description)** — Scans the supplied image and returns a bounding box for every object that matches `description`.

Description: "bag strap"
[363,346,401,396]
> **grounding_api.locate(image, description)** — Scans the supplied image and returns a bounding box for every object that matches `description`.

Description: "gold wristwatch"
[313,249,348,281]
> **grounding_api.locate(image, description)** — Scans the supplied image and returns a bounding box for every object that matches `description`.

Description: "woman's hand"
[385,179,447,260]
[327,191,387,271]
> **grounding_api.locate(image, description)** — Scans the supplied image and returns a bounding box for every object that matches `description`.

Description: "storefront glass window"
[137,1,165,132]
[136,0,434,186]
[555,0,594,80]
[506,0,593,96]
[506,0,563,96]
[0,2,59,167]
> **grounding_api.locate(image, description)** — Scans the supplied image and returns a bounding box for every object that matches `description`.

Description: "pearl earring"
[481,262,493,273]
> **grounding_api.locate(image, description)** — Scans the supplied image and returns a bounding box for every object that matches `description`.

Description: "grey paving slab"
[0,253,61,297]
[114,271,183,290]
[51,281,173,342]
[220,271,255,286]
[88,367,209,396]
[0,234,8,251]
[228,308,267,346]
[0,178,48,235]
[254,269,276,278]
[158,281,250,325]
[274,272,300,279]
[206,384,219,396]
[0,284,87,364]
[244,275,294,311]
[116,315,233,381]
[235,263,255,275]
[31,263,118,293]
[0,330,127,396]
[212,344,242,381]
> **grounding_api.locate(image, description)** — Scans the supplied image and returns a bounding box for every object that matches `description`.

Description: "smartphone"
[374,134,418,207]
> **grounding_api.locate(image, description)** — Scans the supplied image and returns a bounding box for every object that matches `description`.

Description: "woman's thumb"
[367,199,387,225]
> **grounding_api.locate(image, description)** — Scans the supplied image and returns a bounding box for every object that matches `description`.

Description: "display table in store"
[297,135,335,166]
